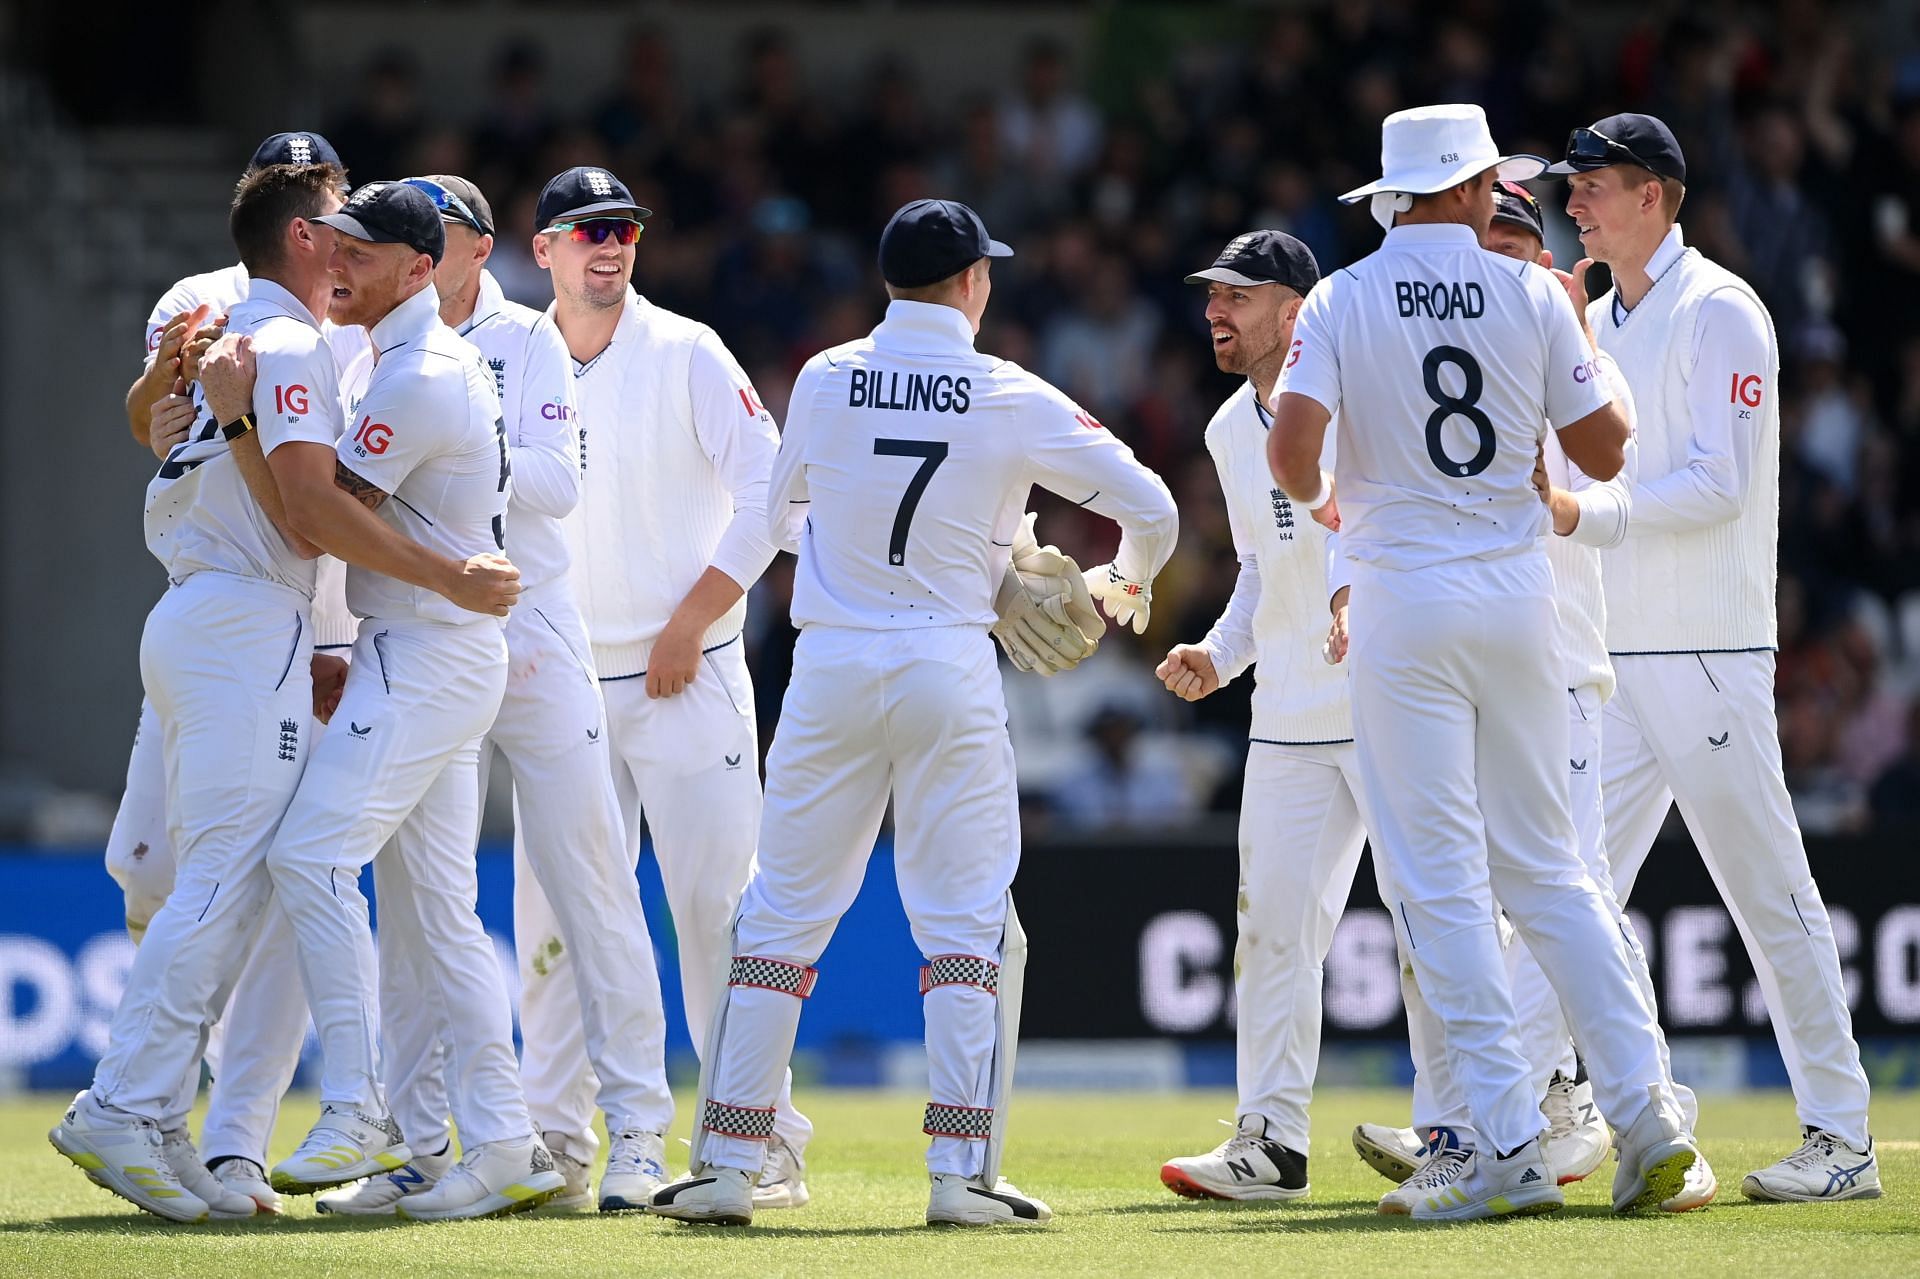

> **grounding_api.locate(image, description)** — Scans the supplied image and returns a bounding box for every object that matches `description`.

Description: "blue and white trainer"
[1741,1129,1881,1203]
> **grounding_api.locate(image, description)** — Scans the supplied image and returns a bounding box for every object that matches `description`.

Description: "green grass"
[1,1088,1916,1277]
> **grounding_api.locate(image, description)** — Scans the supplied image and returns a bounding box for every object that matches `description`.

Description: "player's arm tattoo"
[334,461,389,510]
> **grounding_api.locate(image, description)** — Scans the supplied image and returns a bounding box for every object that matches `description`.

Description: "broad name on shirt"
[848,367,972,414]
[1395,279,1485,320]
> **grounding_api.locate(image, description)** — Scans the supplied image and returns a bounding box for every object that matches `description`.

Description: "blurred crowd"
[321,2,1920,834]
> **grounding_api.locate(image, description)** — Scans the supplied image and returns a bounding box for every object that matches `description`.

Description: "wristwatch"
[221,412,257,442]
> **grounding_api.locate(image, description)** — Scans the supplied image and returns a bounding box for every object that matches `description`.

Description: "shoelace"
[605,1133,660,1175]
[1403,1148,1471,1192]
[1780,1131,1843,1171]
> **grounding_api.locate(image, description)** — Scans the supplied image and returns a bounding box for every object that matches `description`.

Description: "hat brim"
[1340,153,1548,204]
[1184,267,1281,286]
[313,212,400,244]
[541,199,654,229]
[984,239,1014,259]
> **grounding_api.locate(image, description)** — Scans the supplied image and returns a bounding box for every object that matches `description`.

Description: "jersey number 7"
[873,438,948,566]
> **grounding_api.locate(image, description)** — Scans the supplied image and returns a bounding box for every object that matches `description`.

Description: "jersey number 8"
[1421,345,1495,479]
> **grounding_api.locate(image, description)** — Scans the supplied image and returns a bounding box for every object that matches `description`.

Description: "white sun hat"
[1340,103,1547,204]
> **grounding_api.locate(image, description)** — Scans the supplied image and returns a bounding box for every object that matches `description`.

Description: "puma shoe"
[647,1166,755,1226]
[926,1172,1052,1226]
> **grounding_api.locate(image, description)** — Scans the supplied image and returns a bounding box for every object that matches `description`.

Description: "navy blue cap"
[878,199,1012,288]
[248,131,342,173]
[314,182,446,264]
[535,167,651,231]
[1185,230,1319,293]
[1547,113,1687,184]
[1491,180,1546,240]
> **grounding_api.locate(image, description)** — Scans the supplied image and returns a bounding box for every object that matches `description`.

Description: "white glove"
[1083,561,1152,635]
[992,515,1103,675]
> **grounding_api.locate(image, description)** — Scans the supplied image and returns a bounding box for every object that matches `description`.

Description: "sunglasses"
[1563,127,1661,176]
[550,219,642,245]
[401,177,488,234]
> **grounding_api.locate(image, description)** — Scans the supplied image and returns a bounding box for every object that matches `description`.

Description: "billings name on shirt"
[1395,280,1485,320]
[848,367,972,414]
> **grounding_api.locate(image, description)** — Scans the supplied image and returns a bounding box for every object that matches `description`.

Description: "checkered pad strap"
[923,1102,994,1140]
[919,954,999,996]
[729,955,819,998]
[702,1099,777,1141]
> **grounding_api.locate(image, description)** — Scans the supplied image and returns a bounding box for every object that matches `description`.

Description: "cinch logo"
[352,415,392,456]
[1572,359,1601,384]
[275,384,310,415]
[1731,374,1763,407]
[739,387,767,417]
[147,329,163,352]
[540,401,576,421]
[1074,411,1104,432]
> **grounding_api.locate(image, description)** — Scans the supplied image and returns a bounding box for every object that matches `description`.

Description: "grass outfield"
[0,1088,1915,1277]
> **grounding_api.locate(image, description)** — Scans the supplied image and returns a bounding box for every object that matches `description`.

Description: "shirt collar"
[871,300,977,354]
[1248,380,1273,430]
[1643,223,1686,281]
[458,269,507,337]
[1382,223,1482,250]
[369,283,442,354]
[245,277,323,330]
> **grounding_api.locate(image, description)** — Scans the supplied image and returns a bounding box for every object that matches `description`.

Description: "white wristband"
[1300,469,1334,512]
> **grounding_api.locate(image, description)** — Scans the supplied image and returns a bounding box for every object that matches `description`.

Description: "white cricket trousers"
[92,573,313,1130]
[1348,554,1669,1155]
[377,591,668,1160]
[264,616,526,1145]
[1602,650,1872,1148]
[700,625,1018,1179]
[1234,740,1374,1152]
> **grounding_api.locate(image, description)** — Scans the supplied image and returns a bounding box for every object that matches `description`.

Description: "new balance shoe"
[926,1173,1052,1226]
[271,1104,410,1193]
[48,1091,208,1223]
[1353,1123,1427,1185]
[648,1166,755,1226]
[160,1129,257,1219]
[537,1132,593,1212]
[753,1137,810,1210]
[1741,1129,1881,1203]
[1160,1115,1309,1201]
[1541,1071,1609,1185]
[1378,1126,1469,1214]
[315,1146,454,1215]
[1409,1138,1563,1222]
[394,1136,564,1221]
[598,1128,668,1212]
[209,1157,283,1215]
[1611,1085,1700,1214]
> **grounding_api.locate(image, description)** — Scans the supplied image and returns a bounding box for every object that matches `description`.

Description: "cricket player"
[1552,112,1879,1200]
[314,174,661,1217]
[1268,104,1699,1221]
[524,165,810,1211]
[648,198,1177,1227]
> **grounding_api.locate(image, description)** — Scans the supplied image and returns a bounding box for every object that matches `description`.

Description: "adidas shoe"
[208,1157,283,1215]
[647,1166,755,1226]
[598,1129,668,1212]
[394,1136,565,1221]
[1741,1128,1881,1203]
[1541,1071,1609,1185]
[537,1132,593,1212]
[1409,1138,1563,1222]
[753,1137,810,1210]
[315,1146,454,1215]
[271,1104,410,1194]
[160,1128,257,1219]
[48,1092,208,1223]
[926,1172,1052,1226]
[1160,1115,1309,1201]
[1379,1127,1470,1215]
[1611,1085,1700,1214]
[1353,1123,1428,1185]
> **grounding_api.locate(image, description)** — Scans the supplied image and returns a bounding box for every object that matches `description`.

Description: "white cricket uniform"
[1591,225,1871,1147]
[541,287,806,1153]
[372,271,662,1163]
[90,279,342,1135]
[1284,222,1669,1154]
[261,285,526,1145]
[696,300,1177,1179]
[1196,383,1389,1153]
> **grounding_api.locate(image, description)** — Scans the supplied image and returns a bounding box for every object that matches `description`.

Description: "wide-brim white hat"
[1340,103,1547,203]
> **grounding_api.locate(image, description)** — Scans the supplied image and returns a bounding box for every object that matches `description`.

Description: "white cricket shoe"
[1611,1086,1701,1214]
[1541,1072,1609,1185]
[48,1091,208,1223]
[647,1166,755,1226]
[315,1146,454,1215]
[753,1138,810,1210]
[160,1128,256,1219]
[1665,1151,1719,1211]
[271,1104,411,1194]
[209,1157,283,1215]
[1410,1137,1563,1222]
[1353,1123,1427,1185]
[537,1133,593,1212]
[1160,1115,1310,1201]
[1741,1129,1881,1203]
[1378,1126,1469,1214]
[598,1129,668,1212]
[926,1173,1052,1226]
[395,1136,565,1221]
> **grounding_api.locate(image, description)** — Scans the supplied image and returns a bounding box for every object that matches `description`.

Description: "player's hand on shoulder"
[310,654,350,723]
[1155,644,1220,701]
[180,313,228,387]
[1083,562,1153,634]
[199,333,257,425]
[149,392,197,460]
[645,620,701,699]
[446,552,520,617]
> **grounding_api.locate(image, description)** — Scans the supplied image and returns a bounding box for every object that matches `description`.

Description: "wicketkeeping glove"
[991,514,1104,675]
[1083,561,1152,635]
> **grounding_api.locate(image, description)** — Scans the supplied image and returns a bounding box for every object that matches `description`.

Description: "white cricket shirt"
[1282,223,1611,571]
[774,300,1178,631]
[337,285,509,625]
